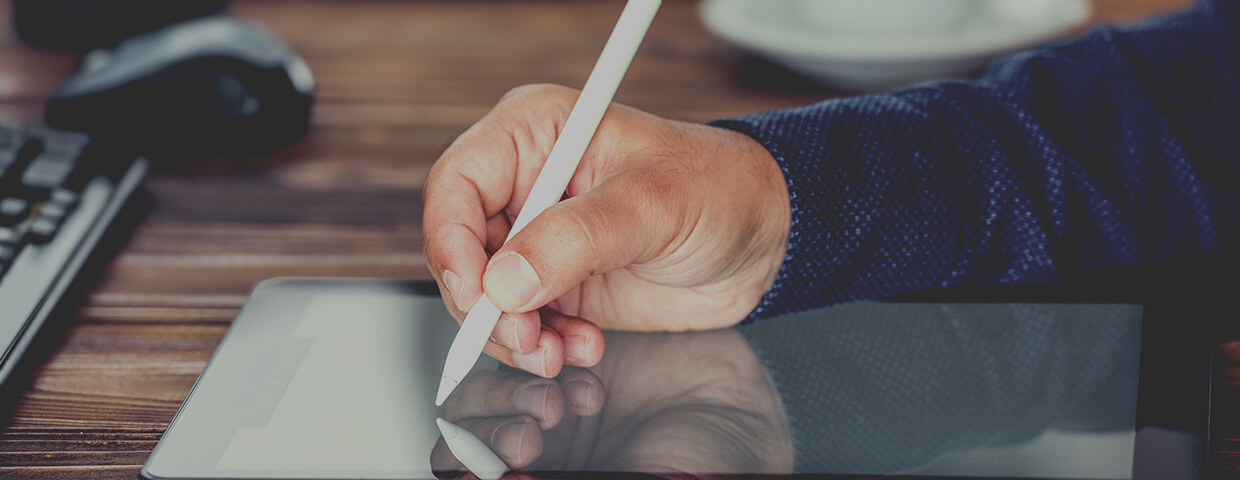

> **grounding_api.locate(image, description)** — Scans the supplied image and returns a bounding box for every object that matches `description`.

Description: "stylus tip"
[435,375,459,406]
[435,417,459,440]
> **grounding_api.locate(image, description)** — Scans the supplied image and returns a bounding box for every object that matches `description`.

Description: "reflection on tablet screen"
[739,303,1143,479]
[144,280,1200,480]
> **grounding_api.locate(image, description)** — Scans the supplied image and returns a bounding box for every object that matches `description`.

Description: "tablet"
[141,278,1212,480]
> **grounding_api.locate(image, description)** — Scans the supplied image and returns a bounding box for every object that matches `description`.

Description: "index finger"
[422,89,571,316]
[422,124,518,315]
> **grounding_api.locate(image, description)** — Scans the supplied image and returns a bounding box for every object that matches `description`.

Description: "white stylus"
[435,0,661,407]
[436,417,508,480]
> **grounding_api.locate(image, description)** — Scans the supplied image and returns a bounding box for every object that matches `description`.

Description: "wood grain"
[0,0,1227,478]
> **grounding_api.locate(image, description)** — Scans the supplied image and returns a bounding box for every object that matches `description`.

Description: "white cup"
[787,0,1060,36]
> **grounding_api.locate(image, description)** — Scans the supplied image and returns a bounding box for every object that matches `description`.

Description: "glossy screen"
[143,279,1194,480]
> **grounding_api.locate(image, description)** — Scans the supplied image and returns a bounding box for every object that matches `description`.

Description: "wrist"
[753,132,792,301]
[716,125,792,318]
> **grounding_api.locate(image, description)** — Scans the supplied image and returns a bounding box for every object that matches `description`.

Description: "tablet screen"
[145,280,488,479]
[142,279,1206,480]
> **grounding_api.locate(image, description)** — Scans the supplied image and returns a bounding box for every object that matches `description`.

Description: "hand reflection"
[432,302,1147,479]
[432,318,794,478]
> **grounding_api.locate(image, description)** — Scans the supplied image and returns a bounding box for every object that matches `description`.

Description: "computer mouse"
[45,15,314,158]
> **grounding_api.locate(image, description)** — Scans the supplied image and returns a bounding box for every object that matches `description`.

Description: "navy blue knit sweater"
[715,0,1240,321]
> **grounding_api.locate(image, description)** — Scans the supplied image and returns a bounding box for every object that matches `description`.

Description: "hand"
[430,325,794,477]
[422,84,791,377]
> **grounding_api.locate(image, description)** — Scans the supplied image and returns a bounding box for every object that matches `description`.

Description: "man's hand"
[422,84,790,377]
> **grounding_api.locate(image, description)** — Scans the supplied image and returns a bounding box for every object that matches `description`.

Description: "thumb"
[482,178,676,313]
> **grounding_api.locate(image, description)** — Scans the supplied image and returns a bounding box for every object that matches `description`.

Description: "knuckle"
[422,242,436,268]
[501,83,573,103]
[424,223,471,270]
[421,164,447,205]
[550,204,607,275]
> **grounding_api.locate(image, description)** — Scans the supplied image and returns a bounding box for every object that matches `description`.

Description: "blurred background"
[0,0,1200,478]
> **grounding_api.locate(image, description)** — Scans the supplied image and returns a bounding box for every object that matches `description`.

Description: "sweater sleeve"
[713,0,1240,321]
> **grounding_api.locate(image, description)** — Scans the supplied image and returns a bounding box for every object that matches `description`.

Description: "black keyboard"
[0,122,147,387]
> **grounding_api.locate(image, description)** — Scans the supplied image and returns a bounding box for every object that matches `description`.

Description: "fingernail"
[565,379,598,412]
[564,336,590,364]
[442,270,465,311]
[492,419,530,465]
[512,346,549,377]
[511,315,534,354]
[513,382,551,418]
[493,314,512,345]
[487,253,540,310]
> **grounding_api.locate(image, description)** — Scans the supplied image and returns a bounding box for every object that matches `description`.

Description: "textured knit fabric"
[739,302,1142,474]
[714,0,1240,322]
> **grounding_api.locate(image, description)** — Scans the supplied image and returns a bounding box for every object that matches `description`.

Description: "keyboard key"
[21,151,79,198]
[0,226,20,245]
[0,244,13,263]
[50,189,79,207]
[27,127,88,155]
[39,202,68,222]
[0,140,41,184]
[0,197,27,226]
[27,217,58,243]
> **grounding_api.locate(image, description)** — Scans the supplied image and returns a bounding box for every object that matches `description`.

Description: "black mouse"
[45,15,314,158]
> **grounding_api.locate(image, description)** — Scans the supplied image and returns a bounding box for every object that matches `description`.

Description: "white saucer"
[700,0,1092,91]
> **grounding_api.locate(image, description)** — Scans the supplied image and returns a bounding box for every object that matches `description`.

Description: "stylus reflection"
[431,303,1143,479]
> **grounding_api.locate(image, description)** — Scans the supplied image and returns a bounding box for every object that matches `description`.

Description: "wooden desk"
[0,0,1222,478]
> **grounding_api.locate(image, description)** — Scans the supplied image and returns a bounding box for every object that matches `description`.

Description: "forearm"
[717,0,1240,320]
